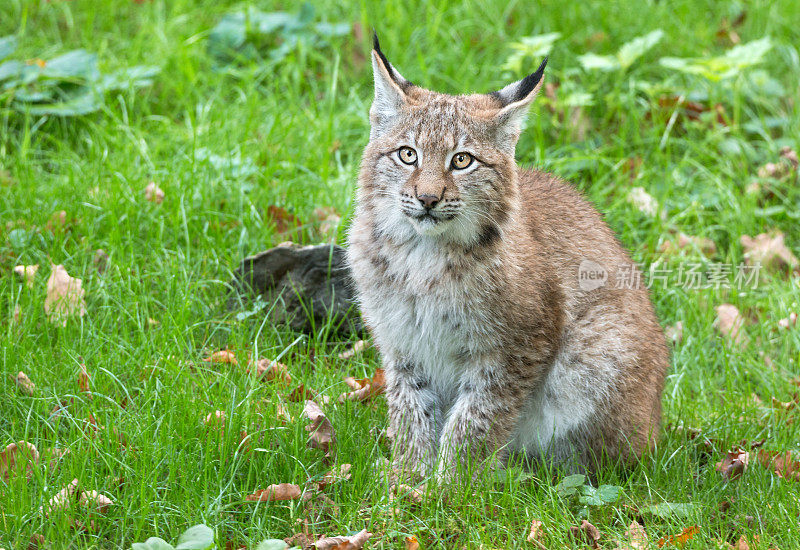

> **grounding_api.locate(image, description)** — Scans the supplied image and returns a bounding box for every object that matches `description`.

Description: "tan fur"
[347,44,668,480]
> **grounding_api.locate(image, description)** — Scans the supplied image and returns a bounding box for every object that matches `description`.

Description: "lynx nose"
[417,194,440,210]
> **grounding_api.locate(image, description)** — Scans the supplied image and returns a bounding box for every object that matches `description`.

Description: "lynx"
[346,36,668,480]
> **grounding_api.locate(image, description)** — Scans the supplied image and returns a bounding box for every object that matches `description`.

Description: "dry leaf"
[758,449,800,481]
[13,264,39,288]
[246,483,302,502]
[526,519,545,548]
[780,146,799,168]
[203,349,238,365]
[657,526,699,548]
[0,441,40,481]
[570,520,601,549]
[716,447,749,480]
[613,521,649,550]
[314,529,372,550]
[289,383,318,402]
[78,490,114,513]
[144,182,164,203]
[303,489,341,519]
[404,536,420,550]
[740,232,799,272]
[338,339,370,360]
[665,322,683,345]
[16,371,35,395]
[628,187,660,218]
[42,479,80,514]
[316,463,352,490]
[276,402,293,423]
[338,368,386,403]
[659,233,717,256]
[203,411,227,426]
[285,533,319,549]
[12,304,21,324]
[778,312,798,329]
[303,400,336,459]
[267,205,301,234]
[78,362,91,395]
[314,206,341,240]
[715,304,747,346]
[770,396,796,411]
[45,265,87,326]
[250,358,291,383]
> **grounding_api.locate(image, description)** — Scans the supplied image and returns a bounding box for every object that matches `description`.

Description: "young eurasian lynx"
[347,36,668,480]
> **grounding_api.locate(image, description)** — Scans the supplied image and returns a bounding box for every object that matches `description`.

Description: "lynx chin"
[346,35,668,481]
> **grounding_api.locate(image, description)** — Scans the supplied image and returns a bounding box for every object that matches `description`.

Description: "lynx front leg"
[385,358,441,480]
[436,363,530,482]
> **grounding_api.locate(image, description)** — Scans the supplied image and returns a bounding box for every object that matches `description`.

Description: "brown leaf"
[246,483,302,502]
[302,489,341,519]
[13,264,38,288]
[656,526,699,548]
[715,304,747,346]
[276,402,293,423]
[715,447,749,480]
[758,449,800,481]
[526,519,545,548]
[203,411,227,426]
[338,368,386,403]
[45,265,87,326]
[313,206,341,240]
[203,349,238,365]
[0,441,40,481]
[665,322,683,345]
[780,146,799,169]
[251,358,291,383]
[267,205,301,234]
[338,339,370,360]
[659,233,717,257]
[404,536,420,550]
[16,371,35,395]
[78,362,91,396]
[78,490,114,513]
[303,400,336,459]
[313,529,372,550]
[285,533,319,550]
[42,478,80,515]
[316,463,352,490]
[570,520,601,549]
[144,181,165,204]
[770,396,797,411]
[289,383,325,403]
[778,312,798,330]
[740,232,799,273]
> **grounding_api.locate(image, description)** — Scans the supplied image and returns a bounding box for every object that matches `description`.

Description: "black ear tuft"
[511,56,547,103]
[371,31,412,89]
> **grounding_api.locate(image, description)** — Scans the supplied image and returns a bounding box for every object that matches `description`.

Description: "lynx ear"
[489,57,547,148]
[370,33,412,138]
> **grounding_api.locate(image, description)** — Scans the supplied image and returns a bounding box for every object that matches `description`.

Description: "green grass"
[2,0,800,548]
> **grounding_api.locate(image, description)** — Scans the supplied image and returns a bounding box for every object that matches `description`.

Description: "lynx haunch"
[347,36,668,480]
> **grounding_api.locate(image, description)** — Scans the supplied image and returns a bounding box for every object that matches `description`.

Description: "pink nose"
[417,194,440,210]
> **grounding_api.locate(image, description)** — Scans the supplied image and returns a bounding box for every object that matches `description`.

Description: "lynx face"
[362,38,546,246]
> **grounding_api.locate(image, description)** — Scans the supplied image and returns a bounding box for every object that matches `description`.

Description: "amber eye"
[451,152,473,170]
[397,146,417,165]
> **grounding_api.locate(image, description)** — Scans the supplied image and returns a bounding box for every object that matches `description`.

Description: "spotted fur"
[347,42,668,480]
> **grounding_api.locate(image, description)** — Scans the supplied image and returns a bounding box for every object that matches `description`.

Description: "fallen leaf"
[42,479,80,515]
[303,400,336,460]
[78,490,114,513]
[338,339,371,360]
[45,265,87,326]
[740,232,798,273]
[715,304,747,346]
[404,536,420,550]
[203,411,227,426]
[729,535,752,550]
[313,206,341,240]
[657,526,699,548]
[389,483,425,504]
[276,402,293,423]
[613,521,649,550]
[16,371,35,395]
[659,233,717,256]
[13,264,38,288]
[246,483,302,502]
[250,358,291,383]
[12,304,21,324]
[780,146,799,169]
[289,383,318,402]
[338,368,386,403]
[78,362,91,396]
[570,520,601,549]
[628,187,660,218]
[665,322,683,345]
[716,447,749,480]
[526,519,545,548]
[303,489,341,519]
[0,441,39,481]
[144,181,164,204]
[313,529,372,550]
[285,533,319,549]
[203,349,238,365]
[770,396,797,411]
[758,449,800,481]
[267,205,301,234]
[655,96,727,126]
[778,312,798,329]
[316,463,352,490]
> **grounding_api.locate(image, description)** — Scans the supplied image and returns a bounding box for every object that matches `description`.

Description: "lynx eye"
[397,146,417,165]
[451,152,473,170]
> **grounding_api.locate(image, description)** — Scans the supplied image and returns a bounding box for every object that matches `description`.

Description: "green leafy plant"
[660,37,772,81]
[207,3,349,66]
[577,29,663,72]
[502,32,561,75]
[0,36,159,116]
[132,524,215,550]
[555,474,622,508]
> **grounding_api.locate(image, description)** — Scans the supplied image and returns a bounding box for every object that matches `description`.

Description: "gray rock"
[229,242,362,336]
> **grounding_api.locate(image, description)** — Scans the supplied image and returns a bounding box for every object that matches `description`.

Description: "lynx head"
[359,34,546,246]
